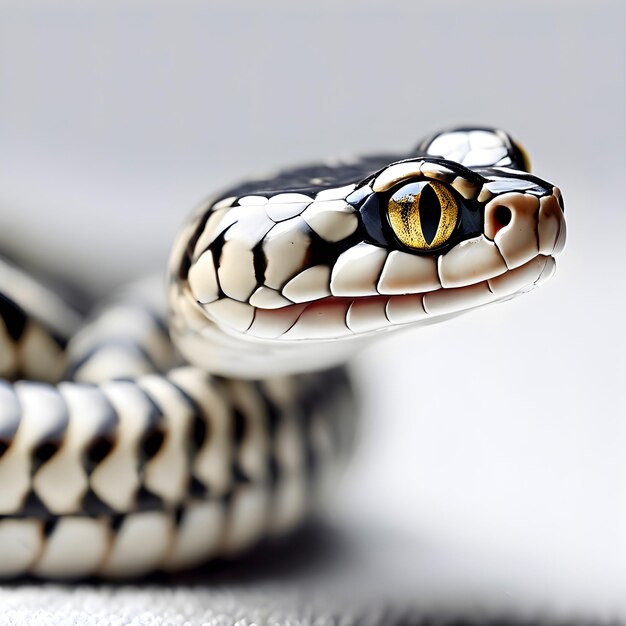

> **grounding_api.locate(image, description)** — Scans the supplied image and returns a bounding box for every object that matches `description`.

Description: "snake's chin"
[241,254,557,342]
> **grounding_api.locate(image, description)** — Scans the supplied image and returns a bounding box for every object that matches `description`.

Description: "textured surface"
[0,526,605,626]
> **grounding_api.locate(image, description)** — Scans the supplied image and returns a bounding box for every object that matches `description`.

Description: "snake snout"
[483,187,565,271]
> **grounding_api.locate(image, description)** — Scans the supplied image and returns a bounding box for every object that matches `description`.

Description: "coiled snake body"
[0,128,565,578]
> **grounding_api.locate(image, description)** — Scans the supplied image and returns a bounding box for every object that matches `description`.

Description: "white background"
[1,0,624,622]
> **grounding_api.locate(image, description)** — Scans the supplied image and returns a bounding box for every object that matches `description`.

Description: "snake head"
[170,128,565,376]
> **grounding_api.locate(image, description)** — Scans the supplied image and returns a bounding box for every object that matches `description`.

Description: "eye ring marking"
[387,180,459,250]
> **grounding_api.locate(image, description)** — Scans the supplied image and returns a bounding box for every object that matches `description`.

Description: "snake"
[0,127,565,579]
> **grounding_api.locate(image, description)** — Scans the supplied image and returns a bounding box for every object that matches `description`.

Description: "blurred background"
[1,0,625,623]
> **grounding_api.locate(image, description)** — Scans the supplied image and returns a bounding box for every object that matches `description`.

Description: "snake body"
[0,127,565,578]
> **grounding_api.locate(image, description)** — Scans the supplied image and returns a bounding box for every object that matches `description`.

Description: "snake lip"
[241,254,556,342]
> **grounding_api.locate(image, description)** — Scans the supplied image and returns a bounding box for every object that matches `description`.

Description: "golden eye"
[387,180,459,250]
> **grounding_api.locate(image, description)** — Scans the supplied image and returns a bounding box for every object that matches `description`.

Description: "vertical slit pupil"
[418,185,442,245]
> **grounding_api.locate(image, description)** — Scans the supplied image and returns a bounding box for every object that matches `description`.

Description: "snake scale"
[0,127,565,578]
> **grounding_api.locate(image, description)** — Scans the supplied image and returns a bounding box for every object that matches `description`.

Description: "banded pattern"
[0,257,354,578]
[0,259,81,383]
[66,276,178,382]
[0,367,353,578]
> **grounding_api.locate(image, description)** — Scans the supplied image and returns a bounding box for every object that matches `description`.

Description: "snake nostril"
[492,205,512,234]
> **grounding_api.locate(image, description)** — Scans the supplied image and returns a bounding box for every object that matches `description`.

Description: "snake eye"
[387,180,459,251]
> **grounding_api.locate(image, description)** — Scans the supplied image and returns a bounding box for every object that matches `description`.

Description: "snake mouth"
[243,254,556,341]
